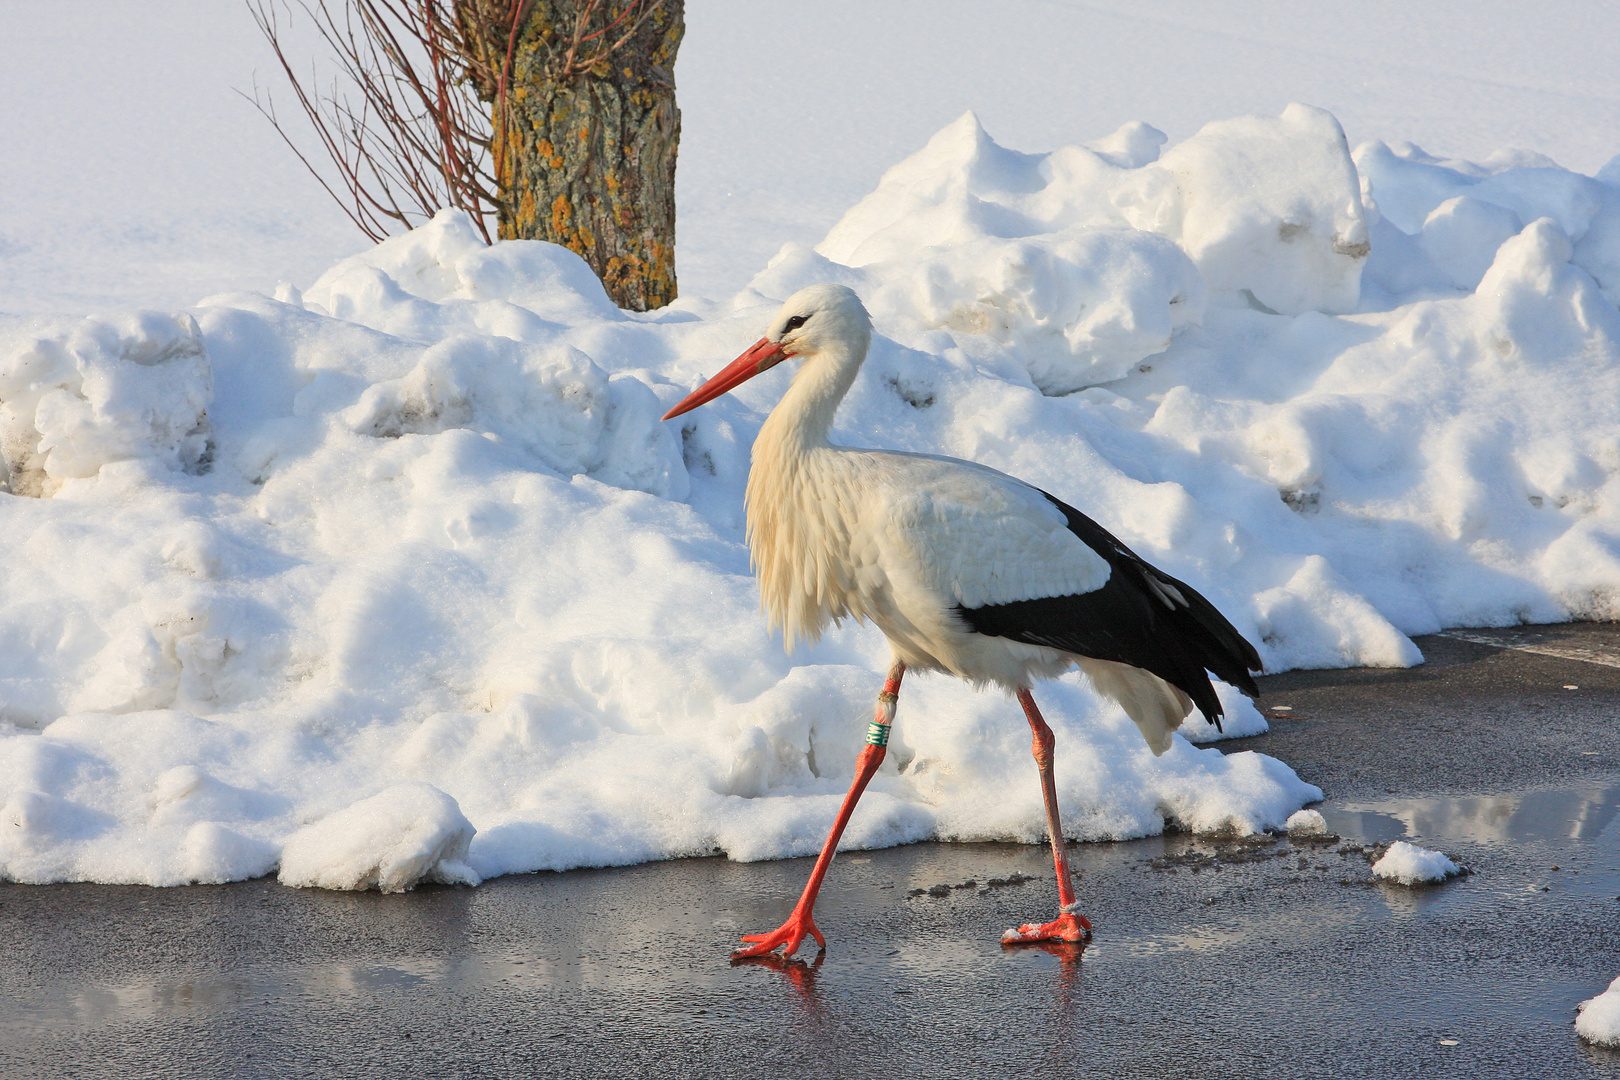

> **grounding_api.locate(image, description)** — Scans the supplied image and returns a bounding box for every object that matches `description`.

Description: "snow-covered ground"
[2,6,1619,890]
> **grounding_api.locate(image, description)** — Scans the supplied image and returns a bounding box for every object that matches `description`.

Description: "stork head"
[662,284,872,420]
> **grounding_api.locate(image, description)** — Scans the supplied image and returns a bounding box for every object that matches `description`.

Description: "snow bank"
[1179,680,1269,743]
[278,782,478,893]
[810,105,1363,394]
[0,311,211,497]
[1577,976,1620,1047]
[3,103,1620,888]
[1371,840,1461,885]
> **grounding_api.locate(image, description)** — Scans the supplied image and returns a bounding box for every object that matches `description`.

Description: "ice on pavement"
[3,103,1620,888]
[1577,976,1620,1047]
[1371,841,1462,885]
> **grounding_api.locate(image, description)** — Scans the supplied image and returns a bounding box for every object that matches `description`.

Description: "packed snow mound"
[1357,140,1620,306]
[278,782,478,893]
[0,711,280,885]
[1577,976,1620,1047]
[338,333,686,500]
[1285,808,1329,836]
[299,210,686,500]
[808,104,1363,393]
[3,106,1620,887]
[0,311,211,497]
[305,207,624,328]
[1177,680,1268,743]
[1136,104,1368,315]
[1371,840,1461,885]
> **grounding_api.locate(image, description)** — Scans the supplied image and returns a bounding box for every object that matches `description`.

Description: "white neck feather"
[758,333,866,452]
[744,331,870,647]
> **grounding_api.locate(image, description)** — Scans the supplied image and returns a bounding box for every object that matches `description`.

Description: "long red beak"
[662,337,790,420]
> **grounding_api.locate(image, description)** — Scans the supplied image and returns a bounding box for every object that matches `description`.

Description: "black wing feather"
[955,490,1261,727]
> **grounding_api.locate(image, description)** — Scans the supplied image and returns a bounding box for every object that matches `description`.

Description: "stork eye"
[783,314,809,332]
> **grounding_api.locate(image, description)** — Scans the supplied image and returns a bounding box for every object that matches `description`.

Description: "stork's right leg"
[1001,688,1092,945]
[733,661,906,959]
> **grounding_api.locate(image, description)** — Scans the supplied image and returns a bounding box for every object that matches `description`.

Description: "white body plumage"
[737,285,1199,753]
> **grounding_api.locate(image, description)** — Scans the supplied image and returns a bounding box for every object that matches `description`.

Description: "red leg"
[734,661,906,959]
[1001,689,1092,945]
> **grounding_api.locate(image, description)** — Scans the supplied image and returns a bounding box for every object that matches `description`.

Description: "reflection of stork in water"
[733,953,841,1058]
[736,931,1087,1053]
[734,951,823,996]
[1019,939,1087,1008]
[665,284,1261,959]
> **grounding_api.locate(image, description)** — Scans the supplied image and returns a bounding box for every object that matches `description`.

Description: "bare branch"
[556,1,663,81]
[245,0,499,245]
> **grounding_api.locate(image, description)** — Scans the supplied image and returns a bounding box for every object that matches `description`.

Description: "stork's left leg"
[733,661,906,959]
[1001,688,1093,945]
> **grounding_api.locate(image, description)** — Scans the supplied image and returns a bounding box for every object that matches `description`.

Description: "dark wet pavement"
[6,625,1620,1079]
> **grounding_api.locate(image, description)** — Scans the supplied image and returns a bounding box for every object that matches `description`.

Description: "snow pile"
[2,102,1620,888]
[1285,808,1329,836]
[303,212,688,501]
[1577,976,1620,1047]
[0,711,281,885]
[278,782,478,893]
[0,311,211,497]
[1357,141,1620,300]
[1179,682,1269,743]
[808,104,1363,393]
[1371,840,1461,885]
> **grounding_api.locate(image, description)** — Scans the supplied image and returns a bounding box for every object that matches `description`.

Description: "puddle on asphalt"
[1327,777,1620,846]
[1064,776,1620,968]
[8,777,1619,1040]
[1083,923,1251,961]
[59,961,441,1027]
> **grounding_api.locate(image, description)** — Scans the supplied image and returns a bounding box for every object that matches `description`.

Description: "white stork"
[663,284,1261,959]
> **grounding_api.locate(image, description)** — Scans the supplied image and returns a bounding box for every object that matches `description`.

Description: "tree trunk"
[458,1,683,311]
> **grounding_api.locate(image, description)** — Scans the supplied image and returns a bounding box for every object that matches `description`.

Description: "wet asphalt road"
[5,625,1620,1079]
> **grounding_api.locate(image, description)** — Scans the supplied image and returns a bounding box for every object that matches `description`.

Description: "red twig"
[493,0,532,186]
[246,1,666,246]
[557,1,662,79]
[245,0,498,244]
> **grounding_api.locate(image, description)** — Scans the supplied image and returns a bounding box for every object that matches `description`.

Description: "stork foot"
[733,911,826,959]
[1000,910,1092,946]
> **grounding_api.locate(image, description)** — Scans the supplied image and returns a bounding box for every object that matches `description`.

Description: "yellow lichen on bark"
[489,1,683,310]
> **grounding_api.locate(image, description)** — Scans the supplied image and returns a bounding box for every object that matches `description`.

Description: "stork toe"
[1000,911,1092,946]
[733,911,827,959]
